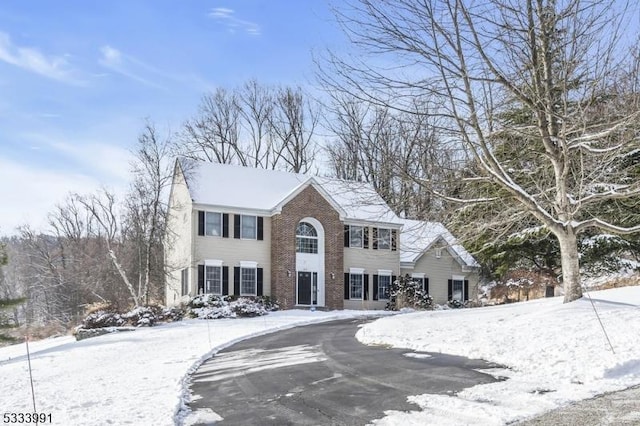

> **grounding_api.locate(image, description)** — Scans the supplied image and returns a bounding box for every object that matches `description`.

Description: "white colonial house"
[165,159,479,310]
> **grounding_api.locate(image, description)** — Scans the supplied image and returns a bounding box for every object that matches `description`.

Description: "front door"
[297,272,312,305]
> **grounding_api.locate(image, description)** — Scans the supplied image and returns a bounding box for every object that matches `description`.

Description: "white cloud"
[0,31,79,83]
[210,7,234,18]
[99,45,123,67]
[0,158,105,234]
[208,7,261,36]
[99,44,165,89]
[47,139,133,184]
[0,135,134,235]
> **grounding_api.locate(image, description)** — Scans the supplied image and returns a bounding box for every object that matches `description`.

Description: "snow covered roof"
[399,218,479,267]
[178,159,402,225]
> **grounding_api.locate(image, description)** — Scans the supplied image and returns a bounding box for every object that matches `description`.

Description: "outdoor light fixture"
[287,269,291,277]
[330,272,335,279]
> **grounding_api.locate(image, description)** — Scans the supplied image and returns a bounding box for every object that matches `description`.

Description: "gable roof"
[177,159,402,225]
[399,218,479,267]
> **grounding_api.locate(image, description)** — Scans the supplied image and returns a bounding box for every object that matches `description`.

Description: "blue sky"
[0,1,343,233]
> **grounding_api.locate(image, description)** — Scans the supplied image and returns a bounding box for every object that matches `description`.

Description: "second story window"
[241,215,257,239]
[198,211,229,237]
[233,214,263,240]
[376,228,391,250]
[205,212,222,236]
[349,225,363,248]
[296,222,318,253]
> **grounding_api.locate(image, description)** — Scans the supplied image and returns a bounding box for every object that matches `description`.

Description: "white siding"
[194,211,271,296]
[165,168,194,306]
[343,226,400,309]
[401,246,479,305]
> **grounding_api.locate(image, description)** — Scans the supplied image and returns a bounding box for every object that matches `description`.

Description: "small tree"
[386,275,433,311]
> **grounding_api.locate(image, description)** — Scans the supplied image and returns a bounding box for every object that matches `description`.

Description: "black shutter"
[425,277,429,294]
[392,275,397,288]
[222,214,229,238]
[234,267,241,295]
[373,275,379,300]
[257,217,264,241]
[257,268,264,296]
[344,273,350,299]
[363,227,369,249]
[344,225,350,247]
[222,266,229,295]
[372,228,378,250]
[364,274,369,300]
[464,279,469,301]
[391,229,397,251]
[234,215,241,239]
[448,279,453,300]
[198,265,205,294]
[198,211,205,236]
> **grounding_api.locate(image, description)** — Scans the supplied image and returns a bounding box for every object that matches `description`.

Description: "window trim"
[348,225,364,249]
[452,274,465,301]
[239,262,258,296]
[377,270,392,300]
[205,265,223,295]
[435,247,443,258]
[240,214,257,240]
[204,211,222,237]
[349,272,364,300]
[296,221,319,254]
[376,228,392,250]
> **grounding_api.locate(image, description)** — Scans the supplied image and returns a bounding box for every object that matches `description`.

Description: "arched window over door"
[296,221,318,253]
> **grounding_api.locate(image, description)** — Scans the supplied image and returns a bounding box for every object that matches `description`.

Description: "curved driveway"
[186,318,501,425]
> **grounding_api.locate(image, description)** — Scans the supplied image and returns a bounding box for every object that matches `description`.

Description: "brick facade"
[271,184,344,310]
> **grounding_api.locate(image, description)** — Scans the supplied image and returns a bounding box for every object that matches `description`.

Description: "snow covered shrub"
[256,296,280,311]
[446,299,465,309]
[231,297,268,317]
[159,306,185,322]
[186,295,277,319]
[188,294,228,310]
[386,275,433,311]
[122,305,163,327]
[79,309,125,329]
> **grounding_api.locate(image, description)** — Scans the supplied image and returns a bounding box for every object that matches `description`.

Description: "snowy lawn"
[358,286,640,425]
[0,310,386,426]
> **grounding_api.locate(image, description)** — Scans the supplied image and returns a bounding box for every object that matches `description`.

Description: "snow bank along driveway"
[0,310,384,426]
[358,286,640,425]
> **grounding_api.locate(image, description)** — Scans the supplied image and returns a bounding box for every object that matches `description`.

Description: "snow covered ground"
[2,287,639,426]
[0,310,384,426]
[357,286,640,425]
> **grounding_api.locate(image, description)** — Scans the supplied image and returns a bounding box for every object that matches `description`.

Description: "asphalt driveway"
[185,317,501,425]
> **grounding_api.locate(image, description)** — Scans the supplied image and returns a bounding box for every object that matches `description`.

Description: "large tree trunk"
[557,229,582,303]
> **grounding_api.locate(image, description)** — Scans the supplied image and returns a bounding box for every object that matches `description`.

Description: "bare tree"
[270,86,319,173]
[179,81,320,173]
[326,94,457,220]
[182,88,246,165]
[239,80,276,168]
[124,122,174,304]
[75,190,144,306]
[322,0,640,302]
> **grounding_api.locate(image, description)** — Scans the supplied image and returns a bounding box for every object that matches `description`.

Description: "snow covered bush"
[386,275,433,311]
[159,306,185,322]
[186,295,278,319]
[446,299,465,309]
[122,305,163,327]
[78,302,125,329]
